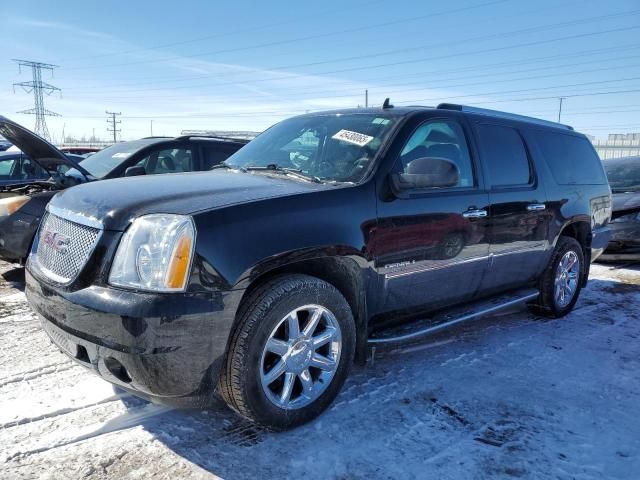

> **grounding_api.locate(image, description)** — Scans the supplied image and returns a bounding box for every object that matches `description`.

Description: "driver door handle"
[527,203,546,211]
[462,208,488,218]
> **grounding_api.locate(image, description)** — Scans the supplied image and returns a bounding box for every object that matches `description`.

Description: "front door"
[472,122,550,294]
[373,117,490,315]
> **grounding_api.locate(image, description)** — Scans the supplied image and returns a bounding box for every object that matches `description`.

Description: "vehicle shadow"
[0,264,25,292]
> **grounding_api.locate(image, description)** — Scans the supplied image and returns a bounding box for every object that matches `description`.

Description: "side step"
[367,288,539,345]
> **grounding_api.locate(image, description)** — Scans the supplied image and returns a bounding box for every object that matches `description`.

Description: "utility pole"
[557,97,566,123]
[150,120,153,137]
[106,111,121,143]
[365,89,369,108]
[12,59,60,141]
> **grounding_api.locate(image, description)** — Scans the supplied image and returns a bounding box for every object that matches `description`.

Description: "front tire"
[219,274,355,429]
[529,236,585,318]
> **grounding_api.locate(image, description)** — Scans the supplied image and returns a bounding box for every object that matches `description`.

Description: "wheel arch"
[556,220,592,286]
[231,251,372,365]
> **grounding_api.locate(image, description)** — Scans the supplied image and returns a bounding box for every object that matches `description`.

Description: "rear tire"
[219,274,355,429]
[529,236,585,318]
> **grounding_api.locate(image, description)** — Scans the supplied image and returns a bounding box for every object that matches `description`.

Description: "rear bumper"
[591,225,613,261]
[25,269,243,406]
[606,221,640,251]
[0,211,39,262]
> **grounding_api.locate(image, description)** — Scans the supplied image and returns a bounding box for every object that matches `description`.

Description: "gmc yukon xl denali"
[25,103,612,429]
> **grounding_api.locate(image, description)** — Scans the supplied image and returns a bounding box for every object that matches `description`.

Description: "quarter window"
[475,124,532,188]
[399,120,475,188]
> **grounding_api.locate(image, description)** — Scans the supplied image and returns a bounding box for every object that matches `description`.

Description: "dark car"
[25,103,611,429]
[0,116,248,263]
[602,155,640,253]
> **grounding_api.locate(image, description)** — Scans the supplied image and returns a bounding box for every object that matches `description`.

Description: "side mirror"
[390,157,459,191]
[124,165,146,177]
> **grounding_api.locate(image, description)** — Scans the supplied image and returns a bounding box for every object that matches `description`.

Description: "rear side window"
[475,124,532,188]
[533,131,607,185]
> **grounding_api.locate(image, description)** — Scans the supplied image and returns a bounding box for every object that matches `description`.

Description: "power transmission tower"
[12,59,61,141]
[106,111,121,143]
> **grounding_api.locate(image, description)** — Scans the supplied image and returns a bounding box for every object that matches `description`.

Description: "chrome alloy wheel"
[554,250,580,308]
[260,304,342,410]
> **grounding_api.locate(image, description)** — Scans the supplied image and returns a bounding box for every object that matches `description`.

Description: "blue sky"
[1,0,639,141]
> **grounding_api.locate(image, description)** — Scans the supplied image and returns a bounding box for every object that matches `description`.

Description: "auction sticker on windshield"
[332,129,374,147]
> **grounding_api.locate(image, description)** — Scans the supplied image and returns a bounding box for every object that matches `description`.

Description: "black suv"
[25,104,611,429]
[0,116,247,263]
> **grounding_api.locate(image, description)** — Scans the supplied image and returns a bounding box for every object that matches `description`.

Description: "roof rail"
[437,103,573,130]
[174,134,250,143]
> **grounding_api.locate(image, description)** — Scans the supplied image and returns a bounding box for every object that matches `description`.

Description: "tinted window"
[604,156,640,192]
[534,131,607,185]
[476,124,531,187]
[203,144,241,169]
[399,120,475,187]
[136,148,193,175]
[74,139,170,178]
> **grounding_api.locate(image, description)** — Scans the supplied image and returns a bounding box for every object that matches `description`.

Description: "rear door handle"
[462,209,488,218]
[527,203,546,211]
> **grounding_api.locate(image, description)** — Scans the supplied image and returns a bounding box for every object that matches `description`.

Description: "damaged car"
[25,104,611,429]
[602,155,640,255]
[0,116,248,263]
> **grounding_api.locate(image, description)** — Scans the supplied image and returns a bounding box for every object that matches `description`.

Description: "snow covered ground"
[1,260,639,480]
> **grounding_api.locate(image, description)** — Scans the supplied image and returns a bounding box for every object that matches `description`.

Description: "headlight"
[0,195,30,217]
[109,214,196,292]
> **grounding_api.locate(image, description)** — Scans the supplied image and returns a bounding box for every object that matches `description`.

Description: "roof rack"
[437,103,573,130]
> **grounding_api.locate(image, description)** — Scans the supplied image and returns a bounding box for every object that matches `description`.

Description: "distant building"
[591,133,640,160]
[180,130,260,141]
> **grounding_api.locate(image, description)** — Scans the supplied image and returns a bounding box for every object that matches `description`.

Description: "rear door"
[374,115,491,314]
[472,121,550,294]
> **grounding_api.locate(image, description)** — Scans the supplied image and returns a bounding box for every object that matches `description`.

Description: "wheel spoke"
[279,372,295,405]
[312,327,336,348]
[303,309,322,337]
[565,254,577,270]
[310,353,336,371]
[287,312,300,340]
[263,359,286,386]
[265,338,289,356]
[299,369,314,397]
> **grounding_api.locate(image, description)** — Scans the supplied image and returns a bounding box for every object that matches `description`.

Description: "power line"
[63,23,640,102]
[61,0,511,71]
[12,59,61,141]
[106,111,121,143]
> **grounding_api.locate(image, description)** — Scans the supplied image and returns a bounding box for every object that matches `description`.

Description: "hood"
[0,116,92,180]
[612,191,640,217]
[49,169,330,231]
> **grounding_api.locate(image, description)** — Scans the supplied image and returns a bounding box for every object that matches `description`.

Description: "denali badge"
[42,230,70,254]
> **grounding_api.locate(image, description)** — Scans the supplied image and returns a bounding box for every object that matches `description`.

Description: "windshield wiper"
[243,164,323,183]
[211,163,248,172]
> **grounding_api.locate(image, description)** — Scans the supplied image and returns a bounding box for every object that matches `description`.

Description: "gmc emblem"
[42,230,70,254]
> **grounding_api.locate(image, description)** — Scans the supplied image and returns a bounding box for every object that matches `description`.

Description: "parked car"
[25,103,611,429]
[0,138,11,151]
[602,155,640,253]
[59,146,104,156]
[0,116,248,263]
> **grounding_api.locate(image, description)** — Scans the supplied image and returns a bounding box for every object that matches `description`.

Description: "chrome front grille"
[32,211,101,284]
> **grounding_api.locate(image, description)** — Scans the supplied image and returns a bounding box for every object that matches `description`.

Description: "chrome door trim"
[384,255,489,279]
[526,203,546,211]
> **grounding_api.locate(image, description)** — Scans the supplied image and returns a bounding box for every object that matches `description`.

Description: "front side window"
[475,124,532,188]
[224,113,399,183]
[136,148,193,174]
[399,119,475,188]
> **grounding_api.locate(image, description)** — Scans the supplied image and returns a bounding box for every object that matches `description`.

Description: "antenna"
[382,98,393,109]
[12,59,61,141]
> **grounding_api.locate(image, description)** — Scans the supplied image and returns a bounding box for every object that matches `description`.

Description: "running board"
[368,288,539,345]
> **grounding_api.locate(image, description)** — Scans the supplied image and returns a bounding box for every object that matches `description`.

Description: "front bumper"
[26,269,243,406]
[0,211,40,262]
[606,220,640,251]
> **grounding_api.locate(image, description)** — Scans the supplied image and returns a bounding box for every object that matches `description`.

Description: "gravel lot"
[1,260,639,479]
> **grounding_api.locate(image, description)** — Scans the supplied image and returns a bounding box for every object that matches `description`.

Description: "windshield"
[67,140,163,178]
[224,113,399,183]
[604,156,640,192]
